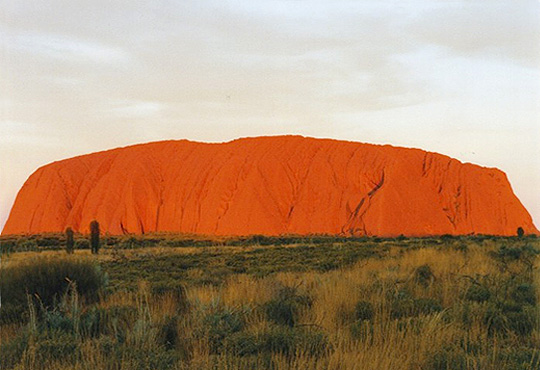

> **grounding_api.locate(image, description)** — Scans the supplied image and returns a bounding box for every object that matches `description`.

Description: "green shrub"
[426,348,467,370]
[451,243,469,253]
[225,331,264,356]
[489,245,539,273]
[42,309,77,333]
[35,330,78,363]
[225,254,248,273]
[414,298,443,315]
[354,301,374,321]
[226,326,329,357]
[506,309,536,336]
[81,305,138,341]
[510,283,536,305]
[203,306,246,353]
[36,236,62,248]
[0,239,16,254]
[350,320,374,341]
[497,347,540,370]
[0,257,107,323]
[75,239,90,250]
[16,238,38,252]
[316,260,340,272]
[264,299,297,327]
[464,284,491,303]
[390,296,442,319]
[484,304,508,336]
[2,330,80,366]
[111,345,179,370]
[263,286,311,327]
[118,236,141,249]
[0,332,28,369]
[151,283,189,314]
[484,302,536,337]
[296,328,330,356]
[158,315,179,350]
[254,326,298,355]
[414,264,435,286]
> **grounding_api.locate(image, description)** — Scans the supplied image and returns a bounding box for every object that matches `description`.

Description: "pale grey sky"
[1,0,539,230]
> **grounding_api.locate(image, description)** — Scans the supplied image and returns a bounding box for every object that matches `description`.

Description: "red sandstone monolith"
[3,136,537,236]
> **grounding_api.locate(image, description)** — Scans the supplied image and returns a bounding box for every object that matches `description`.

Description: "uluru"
[2,136,537,237]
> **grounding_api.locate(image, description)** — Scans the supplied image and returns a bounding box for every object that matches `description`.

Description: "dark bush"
[2,330,79,366]
[264,299,296,327]
[489,245,539,273]
[354,301,375,321]
[158,315,179,350]
[350,320,374,341]
[225,331,262,356]
[497,347,540,370]
[484,304,508,336]
[426,348,467,370]
[263,286,311,327]
[414,298,443,315]
[35,330,78,363]
[42,309,77,333]
[316,260,340,272]
[75,239,90,250]
[36,236,62,248]
[118,236,140,249]
[0,239,16,254]
[151,283,189,314]
[226,326,329,357]
[414,264,435,286]
[225,254,248,273]
[510,283,536,305]
[391,296,442,319]
[0,332,28,369]
[15,238,38,252]
[203,306,246,353]
[484,302,536,337]
[451,243,469,253]
[258,326,298,355]
[506,309,535,336]
[295,328,330,356]
[80,305,137,339]
[112,346,179,370]
[0,257,107,323]
[465,284,491,303]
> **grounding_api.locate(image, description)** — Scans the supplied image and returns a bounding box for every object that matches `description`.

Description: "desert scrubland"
[1,235,539,369]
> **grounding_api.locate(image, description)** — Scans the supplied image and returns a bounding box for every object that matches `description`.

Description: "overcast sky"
[1,0,539,231]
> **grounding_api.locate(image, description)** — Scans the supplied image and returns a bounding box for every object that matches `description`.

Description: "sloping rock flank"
[3,136,537,236]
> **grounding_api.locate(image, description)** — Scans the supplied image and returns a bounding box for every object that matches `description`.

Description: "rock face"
[2,136,538,236]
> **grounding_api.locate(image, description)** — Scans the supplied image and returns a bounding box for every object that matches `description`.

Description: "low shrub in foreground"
[225,326,330,357]
[263,286,312,327]
[202,305,247,353]
[0,257,107,323]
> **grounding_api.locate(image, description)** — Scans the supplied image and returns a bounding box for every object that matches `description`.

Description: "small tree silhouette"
[517,227,524,238]
[65,227,74,254]
[90,220,100,254]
